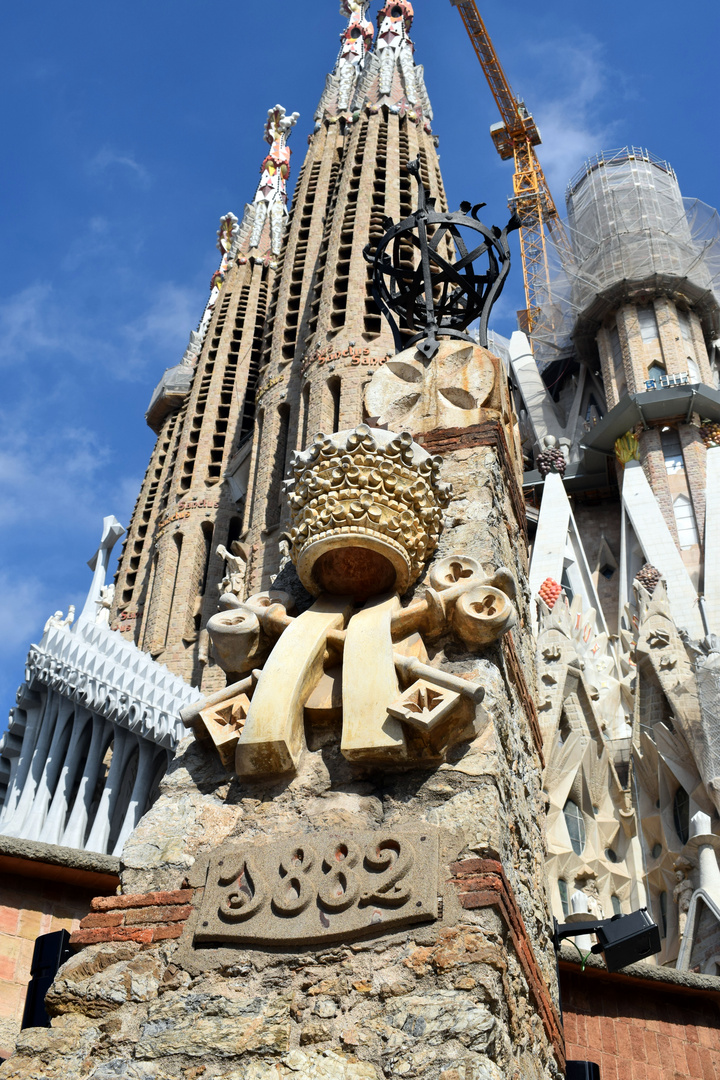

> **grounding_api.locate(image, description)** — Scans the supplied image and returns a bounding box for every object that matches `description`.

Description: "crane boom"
[450,0,572,335]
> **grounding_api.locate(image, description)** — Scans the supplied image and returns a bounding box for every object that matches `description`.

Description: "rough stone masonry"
[0,355,563,1079]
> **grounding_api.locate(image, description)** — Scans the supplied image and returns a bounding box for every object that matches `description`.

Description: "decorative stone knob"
[206,607,262,675]
[453,585,516,648]
[429,555,482,592]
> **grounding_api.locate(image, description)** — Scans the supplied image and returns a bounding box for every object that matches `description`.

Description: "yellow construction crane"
[450,0,573,334]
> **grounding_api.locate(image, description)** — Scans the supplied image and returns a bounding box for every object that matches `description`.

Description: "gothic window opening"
[266,405,290,529]
[558,878,569,917]
[164,534,183,647]
[199,522,214,599]
[328,377,341,433]
[648,361,666,386]
[661,427,684,473]
[673,493,699,548]
[611,894,622,916]
[673,785,690,844]
[637,305,659,343]
[563,799,586,855]
[299,383,310,450]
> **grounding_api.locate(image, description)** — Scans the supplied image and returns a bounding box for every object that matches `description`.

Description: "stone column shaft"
[61,715,113,850]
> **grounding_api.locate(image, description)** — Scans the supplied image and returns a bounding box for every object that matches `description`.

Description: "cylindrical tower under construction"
[569,147,720,578]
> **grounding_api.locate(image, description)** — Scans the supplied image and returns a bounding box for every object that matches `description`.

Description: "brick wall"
[561,960,720,1080]
[71,888,194,947]
[0,872,104,1059]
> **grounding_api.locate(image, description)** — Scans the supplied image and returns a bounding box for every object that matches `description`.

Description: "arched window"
[558,879,570,917]
[648,362,666,386]
[563,799,586,855]
[327,377,341,434]
[673,494,699,549]
[661,428,684,473]
[673,786,690,844]
[611,894,622,916]
[637,305,659,342]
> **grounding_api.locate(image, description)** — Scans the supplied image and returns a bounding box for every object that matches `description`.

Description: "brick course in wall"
[70,888,195,947]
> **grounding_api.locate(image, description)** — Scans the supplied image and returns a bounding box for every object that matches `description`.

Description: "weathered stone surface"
[135,992,291,1058]
[0,835,120,877]
[121,787,242,892]
[46,942,167,1017]
[223,1049,381,1079]
[375,990,495,1048]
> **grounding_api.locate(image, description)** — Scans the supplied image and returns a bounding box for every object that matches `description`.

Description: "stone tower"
[110,107,300,691]
[242,0,447,593]
[567,149,718,604]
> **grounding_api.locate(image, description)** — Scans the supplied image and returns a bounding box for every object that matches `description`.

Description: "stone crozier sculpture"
[183,425,518,779]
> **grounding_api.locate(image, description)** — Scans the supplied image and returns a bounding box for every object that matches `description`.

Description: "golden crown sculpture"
[286,425,452,597]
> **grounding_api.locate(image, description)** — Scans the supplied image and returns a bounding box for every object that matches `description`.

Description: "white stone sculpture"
[249,106,299,256]
[78,515,125,625]
[376,0,419,105]
[337,1,374,111]
[217,541,250,606]
[673,867,694,938]
[96,584,114,627]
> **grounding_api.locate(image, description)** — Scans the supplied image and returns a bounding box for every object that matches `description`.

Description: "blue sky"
[1,0,717,725]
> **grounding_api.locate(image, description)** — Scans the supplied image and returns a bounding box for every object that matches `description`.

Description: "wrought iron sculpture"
[364,158,520,359]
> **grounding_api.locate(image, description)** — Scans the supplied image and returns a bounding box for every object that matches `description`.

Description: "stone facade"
[3,17,720,1080]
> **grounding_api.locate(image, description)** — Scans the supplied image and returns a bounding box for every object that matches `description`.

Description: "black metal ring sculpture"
[364,158,520,359]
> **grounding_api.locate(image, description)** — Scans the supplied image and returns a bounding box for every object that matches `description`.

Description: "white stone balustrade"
[0,572,201,856]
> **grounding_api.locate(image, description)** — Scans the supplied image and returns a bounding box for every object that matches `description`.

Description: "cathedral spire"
[315,2,375,121]
[361,1,433,126]
[337,1,375,111]
[248,105,299,257]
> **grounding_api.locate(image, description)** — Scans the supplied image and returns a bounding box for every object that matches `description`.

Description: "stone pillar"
[61,715,113,850]
[0,687,44,831]
[85,726,135,855]
[40,707,92,846]
[111,736,159,857]
[2,691,61,839]
[29,394,564,1080]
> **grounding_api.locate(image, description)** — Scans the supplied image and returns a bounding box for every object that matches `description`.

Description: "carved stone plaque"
[194,827,439,946]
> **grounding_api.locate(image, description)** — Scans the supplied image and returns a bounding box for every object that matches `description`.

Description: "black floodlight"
[21,929,72,1029]
[566,1063,601,1079]
[553,908,661,973]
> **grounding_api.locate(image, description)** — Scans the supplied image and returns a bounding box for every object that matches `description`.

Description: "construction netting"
[528,147,720,366]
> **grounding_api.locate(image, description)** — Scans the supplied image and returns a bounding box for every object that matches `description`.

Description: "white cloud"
[520,35,619,197]
[0,278,200,380]
[0,573,52,658]
[0,415,112,531]
[89,147,150,186]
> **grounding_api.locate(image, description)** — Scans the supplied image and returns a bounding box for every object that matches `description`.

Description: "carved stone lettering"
[194,827,439,946]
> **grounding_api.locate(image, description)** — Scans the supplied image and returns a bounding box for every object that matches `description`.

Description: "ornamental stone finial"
[249,105,300,256]
[336,1,374,110]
